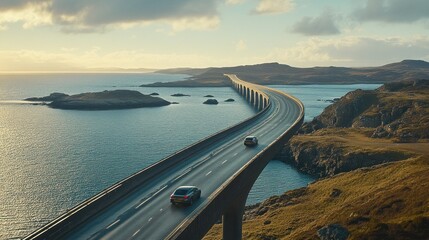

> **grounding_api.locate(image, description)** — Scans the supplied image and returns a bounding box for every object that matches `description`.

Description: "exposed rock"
[25,92,68,101]
[244,188,307,220]
[330,188,342,198]
[29,90,170,110]
[300,79,429,141]
[224,98,235,102]
[203,99,218,105]
[263,220,272,225]
[279,137,411,177]
[204,95,214,97]
[300,89,378,132]
[317,98,339,103]
[149,92,159,96]
[347,216,370,225]
[171,93,190,97]
[171,102,179,104]
[317,224,349,240]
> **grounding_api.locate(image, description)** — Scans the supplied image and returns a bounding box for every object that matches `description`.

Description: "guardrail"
[24,76,273,239]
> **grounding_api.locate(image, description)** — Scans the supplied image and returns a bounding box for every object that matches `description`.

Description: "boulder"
[317,224,349,240]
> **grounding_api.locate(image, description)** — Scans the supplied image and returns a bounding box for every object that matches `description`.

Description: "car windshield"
[246,137,254,140]
[174,189,189,195]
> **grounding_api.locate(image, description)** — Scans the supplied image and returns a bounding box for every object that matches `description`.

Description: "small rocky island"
[203,99,219,105]
[25,90,170,110]
[171,93,190,97]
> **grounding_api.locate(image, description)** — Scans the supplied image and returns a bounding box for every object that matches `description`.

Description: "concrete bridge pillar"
[222,196,246,240]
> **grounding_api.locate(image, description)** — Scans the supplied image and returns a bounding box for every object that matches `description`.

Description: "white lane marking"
[148,217,153,222]
[136,185,168,209]
[153,185,168,196]
[221,160,228,165]
[132,229,140,237]
[233,152,238,156]
[136,198,150,209]
[205,171,212,176]
[106,219,120,229]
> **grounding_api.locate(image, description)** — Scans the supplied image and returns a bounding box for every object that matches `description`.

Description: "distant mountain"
[85,67,158,73]
[142,60,429,87]
[380,59,429,70]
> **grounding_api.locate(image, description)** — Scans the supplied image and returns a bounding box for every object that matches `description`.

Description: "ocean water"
[0,73,380,239]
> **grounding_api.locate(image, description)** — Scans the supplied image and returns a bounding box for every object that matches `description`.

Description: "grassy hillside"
[205,154,429,239]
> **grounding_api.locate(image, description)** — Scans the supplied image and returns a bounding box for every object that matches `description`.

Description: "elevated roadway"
[25,75,304,240]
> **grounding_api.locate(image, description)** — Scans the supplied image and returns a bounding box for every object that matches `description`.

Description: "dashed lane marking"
[221,160,228,165]
[136,185,168,209]
[132,229,140,237]
[106,219,120,229]
[148,217,153,222]
[206,171,212,176]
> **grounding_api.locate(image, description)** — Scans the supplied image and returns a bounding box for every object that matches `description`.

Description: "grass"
[204,129,429,240]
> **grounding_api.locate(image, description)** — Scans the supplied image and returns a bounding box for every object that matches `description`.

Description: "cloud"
[0,0,48,10]
[265,36,429,67]
[235,40,247,51]
[0,0,222,32]
[254,0,294,14]
[353,0,429,23]
[225,0,245,5]
[292,11,340,36]
[0,1,51,29]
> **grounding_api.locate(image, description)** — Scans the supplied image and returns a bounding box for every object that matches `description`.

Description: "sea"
[0,73,380,239]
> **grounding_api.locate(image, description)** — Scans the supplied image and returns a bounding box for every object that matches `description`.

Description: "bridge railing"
[24,79,272,240]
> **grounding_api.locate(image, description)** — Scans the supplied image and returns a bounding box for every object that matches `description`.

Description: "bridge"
[24,74,304,240]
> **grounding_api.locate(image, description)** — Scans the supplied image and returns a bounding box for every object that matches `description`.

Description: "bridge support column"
[222,201,245,240]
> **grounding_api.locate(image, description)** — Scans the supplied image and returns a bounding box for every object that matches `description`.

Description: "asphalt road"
[62,77,302,240]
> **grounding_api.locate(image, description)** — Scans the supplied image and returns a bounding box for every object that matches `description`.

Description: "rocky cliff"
[300,79,429,142]
[282,79,429,177]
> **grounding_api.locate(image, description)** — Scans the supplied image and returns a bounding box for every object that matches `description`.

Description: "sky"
[0,0,428,72]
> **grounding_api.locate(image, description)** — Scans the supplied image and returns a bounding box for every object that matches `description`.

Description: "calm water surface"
[0,73,380,239]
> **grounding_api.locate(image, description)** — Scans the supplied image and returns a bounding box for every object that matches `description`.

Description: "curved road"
[59,76,302,239]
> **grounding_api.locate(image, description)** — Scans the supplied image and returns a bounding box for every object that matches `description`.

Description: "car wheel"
[189,198,193,206]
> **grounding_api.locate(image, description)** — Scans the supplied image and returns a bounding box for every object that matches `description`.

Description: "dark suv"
[170,186,201,206]
[244,136,258,147]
